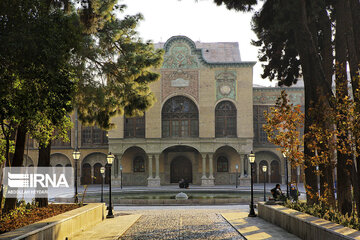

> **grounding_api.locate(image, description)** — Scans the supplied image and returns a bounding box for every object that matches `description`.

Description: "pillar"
[155,154,160,179]
[201,153,214,186]
[208,154,214,179]
[147,154,160,187]
[201,154,207,179]
[148,155,153,179]
[239,154,244,177]
[239,153,251,186]
[111,154,122,186]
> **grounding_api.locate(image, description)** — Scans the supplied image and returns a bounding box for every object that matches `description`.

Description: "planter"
[0,203,105,240]
[258,202,360,240]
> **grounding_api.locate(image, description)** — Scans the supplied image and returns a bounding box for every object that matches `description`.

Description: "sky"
[122,0,274,86]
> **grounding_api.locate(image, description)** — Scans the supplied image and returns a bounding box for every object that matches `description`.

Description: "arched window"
[162,96,199,138]
[133,156,145,172]
[217,156,229,172]
[215,101,237,137]
[124,114,145,138]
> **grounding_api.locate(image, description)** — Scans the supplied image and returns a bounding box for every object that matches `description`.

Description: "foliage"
[0,201,79,233]
[75,11,164,129]
[263,90,304,168]
[284,200,360,231]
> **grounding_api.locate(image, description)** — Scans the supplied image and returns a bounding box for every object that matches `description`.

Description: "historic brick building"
[25,36,304,187]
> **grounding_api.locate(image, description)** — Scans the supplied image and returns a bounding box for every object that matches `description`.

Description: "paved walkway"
[222,212,300,240]
[115,205,299,240]
[72,213,141,240]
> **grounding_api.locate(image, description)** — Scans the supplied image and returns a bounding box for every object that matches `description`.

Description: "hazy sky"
[122,0,273,86]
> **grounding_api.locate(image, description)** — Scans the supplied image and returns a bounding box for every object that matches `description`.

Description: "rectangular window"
[163,120,170,137]
[253,105,272,144]
[124,115,145,138]
[190,120,198,137]
[181,120,189,137]
[81,126,108,146]
[172,121,179,137]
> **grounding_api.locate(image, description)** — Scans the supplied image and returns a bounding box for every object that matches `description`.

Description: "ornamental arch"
[213,145,241,185]
[50,153,72,167]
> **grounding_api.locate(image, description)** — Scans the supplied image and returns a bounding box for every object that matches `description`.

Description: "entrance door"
[170,156,192,183]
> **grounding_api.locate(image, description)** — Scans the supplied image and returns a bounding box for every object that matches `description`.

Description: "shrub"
[284,200,360,230]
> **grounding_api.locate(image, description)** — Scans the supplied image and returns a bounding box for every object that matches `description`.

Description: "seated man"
[271,184,284,200]
[184,179,189,189]
[290,183,300,201]
[179,179,185,188]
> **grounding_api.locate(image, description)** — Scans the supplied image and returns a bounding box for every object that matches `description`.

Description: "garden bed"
[0,203,105,240]
[0,203,79,234]
[258,202,360,240]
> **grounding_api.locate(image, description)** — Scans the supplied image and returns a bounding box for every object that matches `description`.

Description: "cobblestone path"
[119,209,244,240]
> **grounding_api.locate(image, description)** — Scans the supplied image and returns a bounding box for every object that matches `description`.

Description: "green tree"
[0,0,81,212]
[1,0,163,211]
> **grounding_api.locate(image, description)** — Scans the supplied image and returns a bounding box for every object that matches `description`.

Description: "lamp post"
[248,151,257,217]
[282,150,289,199]
[72,148,80,204]
[100,166,105,203]
[262,165,268,201]
[106,152,115,218]
[120,165,123,190]
[235,164,239,188]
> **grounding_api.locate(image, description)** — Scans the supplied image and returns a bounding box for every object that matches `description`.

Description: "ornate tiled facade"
[25,36,305,187]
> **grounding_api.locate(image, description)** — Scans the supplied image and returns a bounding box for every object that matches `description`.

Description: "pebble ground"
[118,207,245,240]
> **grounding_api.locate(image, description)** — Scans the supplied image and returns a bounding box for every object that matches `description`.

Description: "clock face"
[220,85,231,95]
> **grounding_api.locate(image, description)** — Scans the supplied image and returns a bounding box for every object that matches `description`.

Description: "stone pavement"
[222,212,300,240]
[115,205,299,240]
[68,205,301,240]
[72,213,141,240]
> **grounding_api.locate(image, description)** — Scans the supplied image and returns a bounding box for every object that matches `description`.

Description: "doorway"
[170,156,192,183]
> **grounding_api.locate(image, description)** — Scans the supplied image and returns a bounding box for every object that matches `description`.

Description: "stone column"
[208,154,214,179]
[147,154,161,187]
[201,154,207,179]
[207,154,215,186]
[148,155,153,179]
[155,154,160,179]
[239,154,251,186]
[240,154,245,178]
[201,153,208,186]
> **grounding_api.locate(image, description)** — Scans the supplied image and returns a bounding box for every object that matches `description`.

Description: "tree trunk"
[35,141,52,207]
[291,0,335,204]
[346,0,360,216]
[334,0,354,216]
[3,122,27,213]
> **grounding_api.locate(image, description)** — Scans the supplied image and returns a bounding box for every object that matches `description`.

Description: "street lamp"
[72,148,81,204]
[262,165,268,201]
[235,164,239,188]
[100,166,105,203]
[106,152,115,218]
[120,165,123,190]
[248,151,256,217]
[282,150,289,198]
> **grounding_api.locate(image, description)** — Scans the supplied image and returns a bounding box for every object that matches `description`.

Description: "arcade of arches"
[105,147,294,187]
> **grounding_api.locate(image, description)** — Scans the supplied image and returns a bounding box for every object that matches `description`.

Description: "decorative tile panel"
[161,70,199,101]
[162,42,199,69]
[216,71,236,101]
